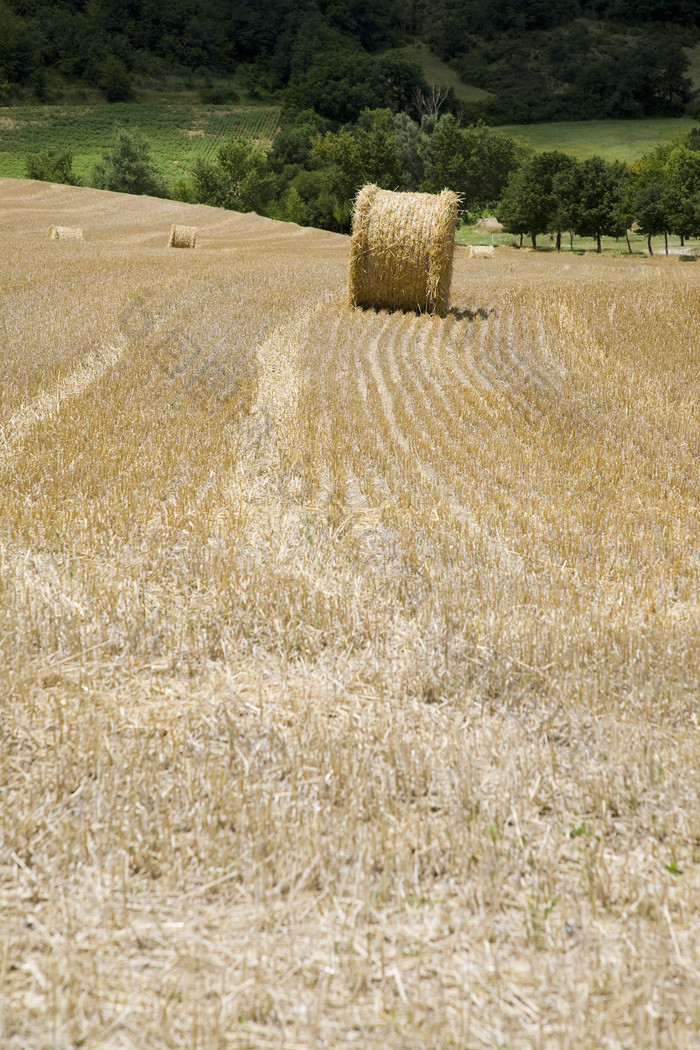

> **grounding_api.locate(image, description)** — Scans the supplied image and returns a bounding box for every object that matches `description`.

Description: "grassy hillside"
[397,42,492,103]
[498,117,700,161]
[684,42,700,94]
[0,103,281,183]
[1,179,699,1049]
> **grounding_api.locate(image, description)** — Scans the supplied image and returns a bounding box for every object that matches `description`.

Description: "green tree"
[664,145,700,243]
[283,169,331,229]
[498,165,545,249]
[422,117,527,215]
[26,147,79,186]
[92,127,168,197]
[99,55,134,102]
[277,184,305,224]
[287,45,383,124]
[312,108,404,228]
[624,143,673,252]
[171,177,198,204]
[192,136,274,213]
[392,112,433,190]
[498,152,575,249]
[550,163,582,250]
[567,157,628,253]
[375,50,428,114]
[0,0,38,88]
[268,110,329,173]
[633,179,671,255]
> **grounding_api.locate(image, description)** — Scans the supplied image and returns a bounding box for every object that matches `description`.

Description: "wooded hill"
[1,0,698,123]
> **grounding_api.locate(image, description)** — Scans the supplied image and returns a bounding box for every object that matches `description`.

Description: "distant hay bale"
[465,244,495,259]
[349,184,459,316]
[474,216,504,234]
[168,224,197,249]
[48,225,83,241]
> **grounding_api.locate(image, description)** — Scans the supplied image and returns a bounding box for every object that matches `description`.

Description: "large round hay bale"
[168,224,197,249]
[48,225,83,241]
[349,185,459,316]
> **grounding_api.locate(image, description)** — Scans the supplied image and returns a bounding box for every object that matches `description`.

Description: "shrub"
[99,56,134,103]
[91,126,167,197]
[26,147,79,186]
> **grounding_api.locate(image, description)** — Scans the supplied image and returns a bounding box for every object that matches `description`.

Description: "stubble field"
[1,178,699,1049]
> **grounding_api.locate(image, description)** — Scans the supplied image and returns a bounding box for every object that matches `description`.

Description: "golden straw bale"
[168,224,197,249]
[48,225,83,241]
[349,185,459,316]
[465,244,495,259]
[474,216,504,234]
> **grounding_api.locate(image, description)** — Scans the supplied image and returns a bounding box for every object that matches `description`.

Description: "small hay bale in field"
[48,225,83,241]
[168,224,197,249]
[349,184,459,316]
[465,244,495,259]
[474,216,504,234]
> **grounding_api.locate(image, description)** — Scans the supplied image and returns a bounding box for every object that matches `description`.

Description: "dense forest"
[1,0,698,122]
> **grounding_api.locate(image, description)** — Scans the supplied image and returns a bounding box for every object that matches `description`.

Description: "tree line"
[27,110,700,253]
[499,130,700,252]
[1,0,698,123]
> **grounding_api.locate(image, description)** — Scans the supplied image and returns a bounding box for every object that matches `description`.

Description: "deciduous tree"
[312,108,404,228]
[567,157,628,253]
[26,147,79,186]
[498,150,575,249]
[422,117,526,215]
[92,127,168,197]
[664,144,700,242]
[192,136,274,213]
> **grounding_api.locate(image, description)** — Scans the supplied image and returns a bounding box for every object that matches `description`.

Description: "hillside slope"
[1,180,699,1049]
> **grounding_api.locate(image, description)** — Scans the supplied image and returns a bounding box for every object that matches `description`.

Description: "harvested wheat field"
[1,178,699,1049]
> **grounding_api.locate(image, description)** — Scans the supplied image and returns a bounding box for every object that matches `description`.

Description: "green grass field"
[457,223,700,257]
[497,117,700,161]
[397,43,492,103]
[0,103,281,184]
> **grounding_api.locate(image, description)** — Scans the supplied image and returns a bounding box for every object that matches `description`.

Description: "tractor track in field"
[0,339,128,462]
[298,308,529,574]
[471,298,567,422]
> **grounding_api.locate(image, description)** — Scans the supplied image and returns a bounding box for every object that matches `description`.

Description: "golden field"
[0,178,699,1049]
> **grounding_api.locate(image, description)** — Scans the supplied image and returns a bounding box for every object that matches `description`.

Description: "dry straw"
[474,216,504,234]
[48,225,83,241]
[466,245,495,259]
[349,185,459,316]
[168,224,197,249]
